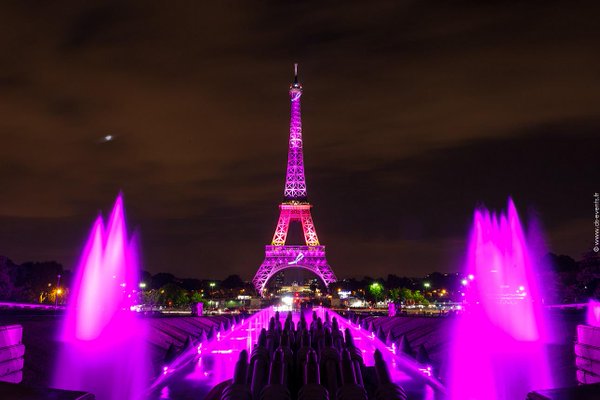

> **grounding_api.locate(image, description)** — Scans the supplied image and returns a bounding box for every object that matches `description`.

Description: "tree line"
[0,251,597,305]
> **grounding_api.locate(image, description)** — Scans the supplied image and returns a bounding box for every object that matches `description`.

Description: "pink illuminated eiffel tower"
[252,64,337,296]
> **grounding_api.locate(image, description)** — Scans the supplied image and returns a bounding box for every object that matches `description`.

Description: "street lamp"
[55,274,61,309]
[423,282,431,289]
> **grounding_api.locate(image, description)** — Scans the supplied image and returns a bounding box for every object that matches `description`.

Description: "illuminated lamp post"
[55,274,61,309]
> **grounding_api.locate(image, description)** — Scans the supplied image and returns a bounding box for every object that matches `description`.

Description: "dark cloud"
[310,122,598,277]
[0,1,598,279]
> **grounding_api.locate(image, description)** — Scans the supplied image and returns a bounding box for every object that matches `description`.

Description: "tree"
[412,290,429,306]
[174,290,190,308]
[14,261,63,303]
[222,275,244,289]
[139,270,152,285]
[577,251,600,299]
[543,253,577,273]
[386,274,414,290]
[181,278,203,291]
[401,288,415,304]
[143,289,161,308]
[151,273,177,290]
[388,288,401,302]
[536,268,563,304]
[0,257,15,299]
[368,281,384,302]
[158,283,187,307]
[190,291,204,303]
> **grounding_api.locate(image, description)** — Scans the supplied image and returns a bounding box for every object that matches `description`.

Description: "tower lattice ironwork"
[252,64,337,296]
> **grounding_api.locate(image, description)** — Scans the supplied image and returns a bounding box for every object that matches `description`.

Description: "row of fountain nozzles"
[216,310,408,400]
[354,314,432,367]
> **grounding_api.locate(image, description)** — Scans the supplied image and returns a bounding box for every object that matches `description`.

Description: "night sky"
[0,1,598,280]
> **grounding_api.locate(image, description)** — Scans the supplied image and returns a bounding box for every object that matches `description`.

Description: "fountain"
[586,299,600,328]
[53,194,149,399]
[164,306,445,399]
[574,300,600,385]
[448,198,553,399]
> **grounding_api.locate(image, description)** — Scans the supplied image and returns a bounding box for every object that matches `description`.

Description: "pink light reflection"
[587,299,600,327]
[180,306,444,396]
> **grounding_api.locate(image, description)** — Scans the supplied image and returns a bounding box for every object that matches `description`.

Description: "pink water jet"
[54,194,149,399]
[587,299,600,327]
[448,198,553,399]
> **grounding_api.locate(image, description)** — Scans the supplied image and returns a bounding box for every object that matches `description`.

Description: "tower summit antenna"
[292,63,300,88]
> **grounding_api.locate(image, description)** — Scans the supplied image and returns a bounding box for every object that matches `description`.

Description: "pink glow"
[54,194,149,399]
[253,245,337,295]
[448,198,553,399]
[272,204,320,246]
[587,299,600,327]
[173,306,444,396]
[283,69,307,201]
[252,65,336,295]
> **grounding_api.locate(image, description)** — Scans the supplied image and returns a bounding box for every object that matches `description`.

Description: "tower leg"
[271,210,291,246]
[300,210,320,246]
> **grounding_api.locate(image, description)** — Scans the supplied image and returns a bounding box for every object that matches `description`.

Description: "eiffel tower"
[252,64,337,296]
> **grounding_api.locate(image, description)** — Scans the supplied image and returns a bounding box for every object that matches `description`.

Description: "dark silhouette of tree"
[140,270,152,285]
[14,261,63,302]
[158,283,188,307]
[577,251,600,298]
[151,273,177,289]
[0,256,16,299]
[544,253,577,273]
[538,252,593,303]
[342,278,362,292]
[221,274,244,289]
[386,274,415,289]
[181,278,203,291]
